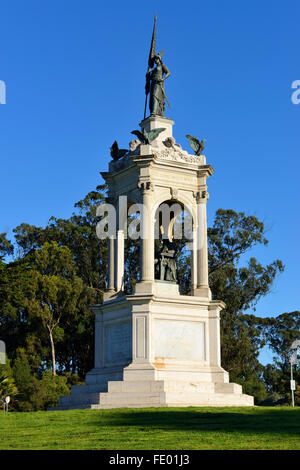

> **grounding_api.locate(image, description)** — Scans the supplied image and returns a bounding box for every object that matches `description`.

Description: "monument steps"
[50,404,96,411]
[52,379,253,410]
[107,380,215,394]
[52,393,253,410]
[98,390,253,407]
[70,384,108,395]
[59,392,102,407]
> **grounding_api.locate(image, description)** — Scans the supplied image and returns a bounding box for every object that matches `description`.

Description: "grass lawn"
[0,407,299,450]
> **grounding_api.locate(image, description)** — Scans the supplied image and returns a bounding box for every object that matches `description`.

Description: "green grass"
[0,407,299,450]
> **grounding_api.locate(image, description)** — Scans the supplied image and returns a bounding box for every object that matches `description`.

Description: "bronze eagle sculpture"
[110,140,128,161]
[186,134,205,156]
[131,127,166,145]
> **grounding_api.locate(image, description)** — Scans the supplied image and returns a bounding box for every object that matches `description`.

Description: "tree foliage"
[262,311,300,404]
[0,359,18,400]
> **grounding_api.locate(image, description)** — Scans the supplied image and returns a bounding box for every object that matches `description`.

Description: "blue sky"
[0,1,299,363]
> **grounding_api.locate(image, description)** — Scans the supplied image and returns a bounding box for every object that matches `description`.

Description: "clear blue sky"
[1,1,299,362]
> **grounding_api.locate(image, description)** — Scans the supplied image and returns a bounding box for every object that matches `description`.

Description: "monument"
[54,17,253,409]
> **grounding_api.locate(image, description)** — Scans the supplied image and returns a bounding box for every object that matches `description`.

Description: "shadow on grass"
[89,408,300,437]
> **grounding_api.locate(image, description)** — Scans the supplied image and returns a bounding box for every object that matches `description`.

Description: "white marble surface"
[154,319,205,361]
[105,321,132,364]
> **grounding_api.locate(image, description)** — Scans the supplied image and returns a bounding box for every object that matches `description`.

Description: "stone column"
[108,235,115,292]
[134,181,154,294]
[191,229,197,292]
[208,303,225,367]
[193,190,211,298]
[115,229,124,292]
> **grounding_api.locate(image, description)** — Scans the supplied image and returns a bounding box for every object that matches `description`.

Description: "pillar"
[115,229,124,292]
[191,229,197,292]
[193,190,211,298]
[108,235,115,292]
[134,181,155,294]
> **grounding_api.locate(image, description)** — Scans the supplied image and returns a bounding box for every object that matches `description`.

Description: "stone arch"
[151,192,196,229]
[152,192,196,244]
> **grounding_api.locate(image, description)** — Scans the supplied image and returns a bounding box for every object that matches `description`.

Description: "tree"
[265,311,300,364]
[0,359,18,401]
[26,242,85,376]
[11,188,106,377]
[0,256,45,372]
[16,370,70,411]
[11,348,33,409]
[263,311,300,404]
[13,185,107,292]
[0,232,14,258]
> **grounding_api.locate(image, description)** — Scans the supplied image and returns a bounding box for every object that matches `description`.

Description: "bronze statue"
[186,135,205,156]
[131,127,166,145]
[155,238,177,282]
[110,140,128,160]
[144,16,171,118]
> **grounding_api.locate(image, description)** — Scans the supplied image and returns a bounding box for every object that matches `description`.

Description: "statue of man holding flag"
[144,16,171,118]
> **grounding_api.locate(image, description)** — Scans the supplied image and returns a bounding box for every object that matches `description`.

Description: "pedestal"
[53,287,253,410]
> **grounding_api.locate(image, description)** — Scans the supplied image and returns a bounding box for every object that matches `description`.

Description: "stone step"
[100,391,163,406]
[107,380,215,394]
[59,392,101,407]
[70,383,108,395]
[214,382,243,394]
[50,404,95,411]
[164,391,254,406]
[57,380,248,409]
[53,377,253,410]
[124,368,229,384]
[99,390,254,407]
[51,390,253,410]
[90,403,164,410]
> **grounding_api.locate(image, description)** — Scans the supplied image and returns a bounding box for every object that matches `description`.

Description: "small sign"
[290,340,300,365]
[291,380,296,391]
[5,396,10,404]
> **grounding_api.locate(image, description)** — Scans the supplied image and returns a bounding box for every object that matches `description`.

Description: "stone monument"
[54,17,253,409]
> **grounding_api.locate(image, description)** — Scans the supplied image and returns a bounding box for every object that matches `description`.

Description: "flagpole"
[144,95,148,120]
[143,14,157,120]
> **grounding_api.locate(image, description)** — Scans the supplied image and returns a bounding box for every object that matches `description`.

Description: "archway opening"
[123,203,141,294]
[154,199,193,294]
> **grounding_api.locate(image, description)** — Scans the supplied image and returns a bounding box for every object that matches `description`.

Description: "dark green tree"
[0,358,18,401]
[262,311,300,404]
[25,241,86,376]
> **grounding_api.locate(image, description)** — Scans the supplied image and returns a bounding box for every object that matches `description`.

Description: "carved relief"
[193,190,209,203]
[137,180,154,192]
[170,188,179,200]
[108,136,206,173]
[155,147,205,165]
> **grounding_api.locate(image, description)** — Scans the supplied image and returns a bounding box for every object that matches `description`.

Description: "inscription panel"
[154,319,205,361]
[136,316,146,359]
[105,321,132,365]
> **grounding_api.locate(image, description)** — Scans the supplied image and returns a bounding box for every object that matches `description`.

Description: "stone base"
[52,362,253,410]
[51,374,253,410]
[51,291,254,411]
